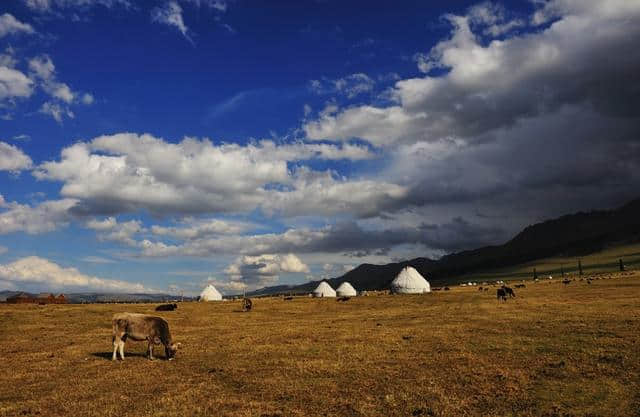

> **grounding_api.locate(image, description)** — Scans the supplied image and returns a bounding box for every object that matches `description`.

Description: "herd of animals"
[111,273,627,362]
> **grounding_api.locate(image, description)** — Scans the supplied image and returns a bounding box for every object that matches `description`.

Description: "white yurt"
[312,281,336,298]
[200,284,223,301]
[390,266,431,294]
[336,282,357,297]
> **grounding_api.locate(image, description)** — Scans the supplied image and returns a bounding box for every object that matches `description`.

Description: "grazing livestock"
[242,298,253,312]
[515,284,526,289]
[478,287,483,291]
[562,279,571,285]
[112,313,180,361]
[444,287,450,291]
[337,296,351,302]
[155,303,178,311]
[283,296,294,301]
[484,287,489,292]
[497,288,507,301]
[502,286,516,297]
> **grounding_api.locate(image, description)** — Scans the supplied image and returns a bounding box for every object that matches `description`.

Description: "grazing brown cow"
[242,298,253,312]
[112,313,180,361]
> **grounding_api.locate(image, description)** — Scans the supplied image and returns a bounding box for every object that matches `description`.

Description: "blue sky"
[1,0,639,295]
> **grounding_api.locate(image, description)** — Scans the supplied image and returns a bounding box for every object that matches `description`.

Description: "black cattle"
[515,284,526,289]
[283,296,294,301]
[444,287,450,291]
[155,303,178,311]
[242,298,253,312]
[502,286,516,297]
[562,279,571,285]
[337,296,351,302]
[497,288,507,301]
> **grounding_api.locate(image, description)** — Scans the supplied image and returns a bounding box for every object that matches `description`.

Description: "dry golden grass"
[1,271,640,417]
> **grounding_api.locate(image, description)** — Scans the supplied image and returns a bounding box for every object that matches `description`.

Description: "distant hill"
[249,198,640,296]
[0,290,194,304]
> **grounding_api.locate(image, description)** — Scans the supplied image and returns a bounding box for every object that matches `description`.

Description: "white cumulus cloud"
[0,142,33,172]
[0,66,33,103]
[28,55,94,121]
[0,13,35,38]
[0,256,153,293]
[224,253,310,289]
[33,133,399,218]
[152,1,192,43]
[0,196,76,235]
[86,216,143,246]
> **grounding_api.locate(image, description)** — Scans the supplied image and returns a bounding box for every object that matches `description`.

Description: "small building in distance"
[200,285,223,301]
[390,266,431,294]
[312,281,336,298]
[336,282,357,297]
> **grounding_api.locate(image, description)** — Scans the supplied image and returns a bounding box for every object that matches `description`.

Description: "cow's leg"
[118,339,125,360]
[112,336,118,361]
[148,341,154,360]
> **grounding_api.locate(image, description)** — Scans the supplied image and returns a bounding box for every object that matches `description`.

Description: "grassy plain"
[1,271,639,417]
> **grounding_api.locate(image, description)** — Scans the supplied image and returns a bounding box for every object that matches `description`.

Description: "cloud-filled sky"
[1,0,638,295]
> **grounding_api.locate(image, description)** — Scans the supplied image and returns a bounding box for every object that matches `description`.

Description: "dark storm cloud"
[139,218,505,259]
[305,0,640,230]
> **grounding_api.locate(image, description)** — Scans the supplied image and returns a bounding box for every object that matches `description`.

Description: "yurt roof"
[313,281,336,295]
[390,266,430,293]
[336,281,357,295]
[200,284,222,300]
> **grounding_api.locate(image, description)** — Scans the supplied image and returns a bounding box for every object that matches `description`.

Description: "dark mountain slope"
[249,198,640,295]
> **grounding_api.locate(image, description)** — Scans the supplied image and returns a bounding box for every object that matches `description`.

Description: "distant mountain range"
[3,198,639,302]
[0,291,194,303]
[249,198,640,296]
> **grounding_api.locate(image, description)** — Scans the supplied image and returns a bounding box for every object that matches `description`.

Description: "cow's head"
[166,342,182,360]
